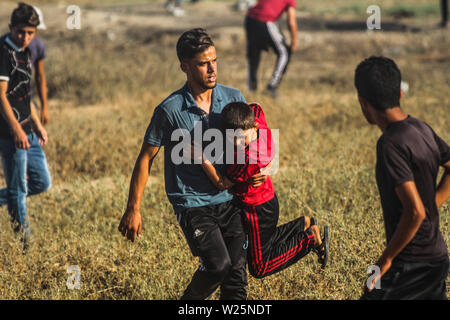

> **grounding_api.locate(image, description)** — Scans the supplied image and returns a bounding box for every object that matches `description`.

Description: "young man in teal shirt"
[119,28,266,300]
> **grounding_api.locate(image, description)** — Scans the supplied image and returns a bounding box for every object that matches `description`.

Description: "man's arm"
[35,60,49,125]
[286,6,298,52]
[118,142,160,242]
[0,81,30,149]
[201,160,234,191]
[368,181,426,290]
[436,160,450,208]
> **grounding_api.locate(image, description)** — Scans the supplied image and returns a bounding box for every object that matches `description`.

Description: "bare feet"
[309,217,329,269]
[310,225,322,247]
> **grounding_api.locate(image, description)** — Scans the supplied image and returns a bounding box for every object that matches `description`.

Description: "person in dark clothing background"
[245,0,298,99]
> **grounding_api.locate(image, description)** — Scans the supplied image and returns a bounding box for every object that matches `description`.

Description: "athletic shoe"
[172,7,185,17]
[265,85,278,99]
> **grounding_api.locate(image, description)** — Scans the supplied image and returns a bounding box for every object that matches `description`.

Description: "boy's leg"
[0,139,30,234]
[1,133,51,205]
[179,203,246,300]
[26,133,51,196]
[0,138,15,207]
[246,194,316,278]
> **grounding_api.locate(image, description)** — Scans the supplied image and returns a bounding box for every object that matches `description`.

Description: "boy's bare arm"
[436,160,450,208]
[368,181,426,290]
[201,160,234,191]
[0,81,29,149]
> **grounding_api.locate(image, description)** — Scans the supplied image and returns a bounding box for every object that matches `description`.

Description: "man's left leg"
[217,200,248,300]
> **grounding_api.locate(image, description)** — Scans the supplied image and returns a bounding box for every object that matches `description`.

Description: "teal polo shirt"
[144,82,246,213]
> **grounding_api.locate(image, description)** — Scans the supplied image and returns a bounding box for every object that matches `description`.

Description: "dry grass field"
[0,0,448,300]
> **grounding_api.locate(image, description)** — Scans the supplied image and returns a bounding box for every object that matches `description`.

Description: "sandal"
[310,217,329,269]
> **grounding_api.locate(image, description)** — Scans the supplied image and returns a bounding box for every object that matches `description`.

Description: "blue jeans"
[0,133,51,236]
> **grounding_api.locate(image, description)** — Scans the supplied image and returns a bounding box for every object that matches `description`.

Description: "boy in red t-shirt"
[200,102,329,278]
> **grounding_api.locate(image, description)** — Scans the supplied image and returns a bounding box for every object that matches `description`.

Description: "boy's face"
[182,46,217,90]
[228,127,258,148]
[9,24,37,50]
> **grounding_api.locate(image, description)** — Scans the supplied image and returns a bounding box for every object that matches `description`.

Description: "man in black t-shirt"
[0,3,51,252]
[354,56,450,300]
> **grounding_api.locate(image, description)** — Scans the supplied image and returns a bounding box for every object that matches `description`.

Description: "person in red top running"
[245,0,298,98]
[199,102,329,278]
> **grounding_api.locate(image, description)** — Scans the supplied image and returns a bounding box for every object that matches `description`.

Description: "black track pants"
[243,194,316,279]
[178,200,248,300]
[442,0,448,25]
[245,15,292,90]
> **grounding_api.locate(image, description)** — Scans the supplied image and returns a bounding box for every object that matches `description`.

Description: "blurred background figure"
[165,0,185,17]
[234,0,256,12]
[245,0,298,99]
[165,0,201,17]
[29,6,49,125]
[441,0,448,27]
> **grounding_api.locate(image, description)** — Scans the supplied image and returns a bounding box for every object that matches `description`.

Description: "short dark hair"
[10,2,39,28]
[354,56,401,110]
[221,102,255,131]
[176,28,214,62]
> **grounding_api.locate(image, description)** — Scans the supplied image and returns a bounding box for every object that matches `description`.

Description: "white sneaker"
[172,7,185,17]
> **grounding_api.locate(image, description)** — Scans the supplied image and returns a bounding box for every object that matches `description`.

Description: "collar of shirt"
[5,35,24,52]
[181,82,223,115]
